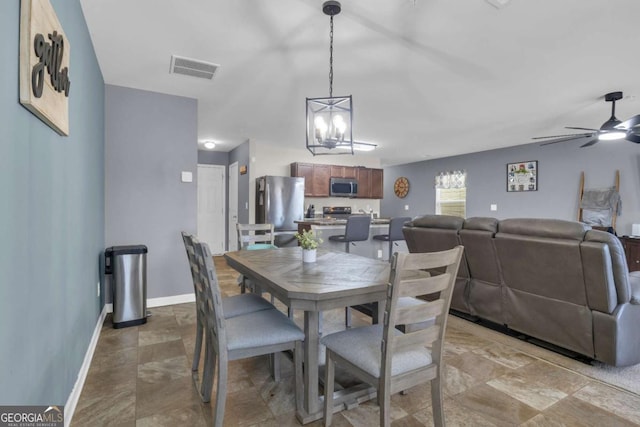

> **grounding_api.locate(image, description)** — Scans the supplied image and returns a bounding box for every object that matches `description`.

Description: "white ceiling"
[80,0,640,166]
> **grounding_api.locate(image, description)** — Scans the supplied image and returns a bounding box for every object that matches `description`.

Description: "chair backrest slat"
[391,324,441,351]
[237,223,275,249]
[395,299,445,325]
[401,250,461,271]
[398,273,451,298]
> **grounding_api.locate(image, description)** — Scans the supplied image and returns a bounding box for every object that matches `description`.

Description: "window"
[436,187,466,217]
[434,170,467,217]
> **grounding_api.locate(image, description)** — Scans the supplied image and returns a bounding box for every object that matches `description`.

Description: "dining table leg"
[303,309,321,416]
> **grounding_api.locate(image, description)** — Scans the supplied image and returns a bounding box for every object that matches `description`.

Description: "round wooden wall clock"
[394,177,409,198]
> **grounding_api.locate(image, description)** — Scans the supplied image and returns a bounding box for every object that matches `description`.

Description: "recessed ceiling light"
[203,141,216,150]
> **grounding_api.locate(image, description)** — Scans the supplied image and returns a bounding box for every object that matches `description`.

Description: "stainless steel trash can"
[105,245,148,328]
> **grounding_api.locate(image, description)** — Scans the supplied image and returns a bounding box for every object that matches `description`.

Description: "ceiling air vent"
[169,55,219,80]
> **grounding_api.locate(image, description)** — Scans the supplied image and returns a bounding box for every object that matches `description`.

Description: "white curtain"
[434,170,466,189]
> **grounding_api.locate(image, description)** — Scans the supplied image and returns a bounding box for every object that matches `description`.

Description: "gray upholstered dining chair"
[328,215,372,328]
[373,216,412,261]
[237,223,277,250]
[236,223,278,294]
[322,246,464,427]
[193,239,304,427]
[181,232,274,373]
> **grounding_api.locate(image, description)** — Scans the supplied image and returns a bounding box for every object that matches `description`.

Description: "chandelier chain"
[329,15,334,98]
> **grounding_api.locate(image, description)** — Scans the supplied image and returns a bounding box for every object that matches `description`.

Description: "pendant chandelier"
[306,1,354,156]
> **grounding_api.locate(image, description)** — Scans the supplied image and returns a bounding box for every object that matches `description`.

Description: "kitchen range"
[322,206,352,219]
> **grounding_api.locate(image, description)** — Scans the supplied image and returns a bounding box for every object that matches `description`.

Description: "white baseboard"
[64,304,108,427]
[147,293,195,308]
[104,293,195,313]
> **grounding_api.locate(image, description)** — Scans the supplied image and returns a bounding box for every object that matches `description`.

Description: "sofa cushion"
[498,218,590,240]
[408,214,464,230]
[584,230,631,305]
[460,217,501,322]
[463,217,499,233]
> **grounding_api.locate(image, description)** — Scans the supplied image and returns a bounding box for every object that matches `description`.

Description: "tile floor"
[71,257,640,426]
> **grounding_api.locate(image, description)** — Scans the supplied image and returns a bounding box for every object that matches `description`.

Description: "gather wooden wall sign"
[19,0,71,136]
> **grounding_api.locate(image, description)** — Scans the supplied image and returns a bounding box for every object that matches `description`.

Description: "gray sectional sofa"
[402,214,640,367]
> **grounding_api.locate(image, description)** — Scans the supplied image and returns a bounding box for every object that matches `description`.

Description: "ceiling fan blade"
[616,114,640,130]
[580,137,599,147]
[532,132,594,140]
[565,126,599,132]
[539,135,590,146]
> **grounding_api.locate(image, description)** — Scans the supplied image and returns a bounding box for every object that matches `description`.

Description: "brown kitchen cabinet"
[371,168,383,199]
[291,162,383,199]
[356,167,372,198]
[620,236,640,272]
[331,165,357,179]
[290,163,331,197]
[356,167,383,199]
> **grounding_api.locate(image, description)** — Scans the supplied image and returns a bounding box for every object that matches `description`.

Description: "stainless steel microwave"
[330,177,358,197]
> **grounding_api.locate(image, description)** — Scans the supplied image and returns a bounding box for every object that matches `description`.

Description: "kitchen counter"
[294,218,406,261]
[295,218,390,226]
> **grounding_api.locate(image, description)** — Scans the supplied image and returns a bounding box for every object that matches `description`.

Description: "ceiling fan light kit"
[306,1,355,156]
[536,91,640,148]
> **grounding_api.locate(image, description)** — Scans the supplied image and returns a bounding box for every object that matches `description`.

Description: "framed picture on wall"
[507,161,537,192]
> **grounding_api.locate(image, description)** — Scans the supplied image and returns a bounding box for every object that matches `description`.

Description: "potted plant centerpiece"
[295,229,322,263]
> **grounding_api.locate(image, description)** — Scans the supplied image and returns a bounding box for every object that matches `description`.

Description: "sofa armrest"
[630,271,640,305]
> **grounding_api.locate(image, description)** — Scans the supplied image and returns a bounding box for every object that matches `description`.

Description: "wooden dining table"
[224,246,390,424]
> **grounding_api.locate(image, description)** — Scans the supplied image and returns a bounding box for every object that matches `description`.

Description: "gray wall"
[105,85,197,299]
[0,0,105,405]
[230,141,251,224]
[382,139,640,236]
[198,149,228,165]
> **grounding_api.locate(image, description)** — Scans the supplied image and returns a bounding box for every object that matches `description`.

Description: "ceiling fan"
[534,91,640,147]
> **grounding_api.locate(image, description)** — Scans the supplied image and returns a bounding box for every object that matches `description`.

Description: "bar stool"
[328,215,371,253]
[373,216,412,261]
[328,215,371,327]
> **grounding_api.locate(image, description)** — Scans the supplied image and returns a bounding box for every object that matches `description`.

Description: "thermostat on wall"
[181,171,193,183]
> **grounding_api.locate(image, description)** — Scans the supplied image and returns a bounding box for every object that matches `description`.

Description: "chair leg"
[388,241,393,262]
[192,318,203,371]
[213,356,228,427]
[345,307,352,329]
[379,383,391,427]
[323,351,336,426]
[200,337,215,403]
[270,352,281,382]
[431,377,445,427]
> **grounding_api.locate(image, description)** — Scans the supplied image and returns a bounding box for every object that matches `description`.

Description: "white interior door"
[197,165,226,254]
[228,162,239,251]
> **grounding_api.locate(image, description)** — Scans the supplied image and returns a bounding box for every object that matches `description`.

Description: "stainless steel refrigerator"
[255,176,305,247]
